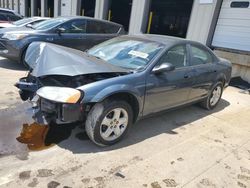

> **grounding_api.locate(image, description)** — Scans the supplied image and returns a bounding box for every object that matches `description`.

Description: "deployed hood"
[25,42,128,77]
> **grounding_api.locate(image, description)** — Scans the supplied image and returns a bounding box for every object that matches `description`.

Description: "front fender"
[82,84,144,112]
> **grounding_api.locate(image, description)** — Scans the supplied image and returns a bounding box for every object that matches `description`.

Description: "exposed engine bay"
[16,72,126,101]
[38,72,125,88]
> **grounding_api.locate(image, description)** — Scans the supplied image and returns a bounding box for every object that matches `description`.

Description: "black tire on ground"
[200,81,223,110]
[85,100,133,146]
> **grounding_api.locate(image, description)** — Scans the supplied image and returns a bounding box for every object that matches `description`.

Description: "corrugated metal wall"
[212,0,250,52]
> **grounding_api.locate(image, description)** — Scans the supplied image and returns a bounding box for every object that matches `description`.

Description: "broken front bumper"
[35,97,83,124]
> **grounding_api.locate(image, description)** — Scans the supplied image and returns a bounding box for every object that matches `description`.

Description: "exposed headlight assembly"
[36,87,82,104]
[2,33,28,40]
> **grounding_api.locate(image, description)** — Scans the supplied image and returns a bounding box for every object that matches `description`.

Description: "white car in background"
[0,17,50,29]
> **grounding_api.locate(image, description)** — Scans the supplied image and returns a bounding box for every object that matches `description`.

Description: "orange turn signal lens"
[66,91,81,103]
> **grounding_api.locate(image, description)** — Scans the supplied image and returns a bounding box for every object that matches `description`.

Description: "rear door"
[188,44,218,100]
[143,44,196,115]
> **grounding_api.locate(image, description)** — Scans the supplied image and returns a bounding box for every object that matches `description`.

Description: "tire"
[85,100,133,146]
[200,82,223,110]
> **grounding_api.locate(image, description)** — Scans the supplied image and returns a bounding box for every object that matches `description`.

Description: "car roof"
[31,16,50,20]
[0,8,15,13]
[0,8,23,17]
[58,16,123,27]
[122,34,205,47]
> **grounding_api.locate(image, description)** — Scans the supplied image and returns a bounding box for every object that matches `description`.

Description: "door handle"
[46,37,54,41]
[184,75,190,79]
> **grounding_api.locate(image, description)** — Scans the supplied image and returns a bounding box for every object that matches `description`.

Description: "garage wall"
[19,0,25,15]
[13,0,19,12]
[212,0,250,52]
[186,0,219,44]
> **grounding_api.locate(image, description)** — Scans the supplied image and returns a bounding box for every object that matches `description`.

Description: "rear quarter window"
[87,20,120,34]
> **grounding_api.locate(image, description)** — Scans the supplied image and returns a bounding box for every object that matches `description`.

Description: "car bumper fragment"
[15,77,40,101]
[38,98,82,124]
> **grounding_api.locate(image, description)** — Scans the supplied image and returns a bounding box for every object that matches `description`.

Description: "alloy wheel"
[210,86,222,106]
[100,108,128,141]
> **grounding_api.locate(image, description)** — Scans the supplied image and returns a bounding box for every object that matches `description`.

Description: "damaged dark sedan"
[16,35,232,146]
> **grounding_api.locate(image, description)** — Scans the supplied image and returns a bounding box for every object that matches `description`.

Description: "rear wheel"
[85,100,133,146]
[200,82,223,110]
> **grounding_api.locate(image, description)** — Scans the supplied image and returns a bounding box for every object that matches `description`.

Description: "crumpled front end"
[34,86,85,124]
[15,42,128,101]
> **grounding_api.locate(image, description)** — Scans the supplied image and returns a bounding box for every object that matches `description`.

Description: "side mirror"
[152,63,175,74]
[26,23,33,28]
[56,27,65,35]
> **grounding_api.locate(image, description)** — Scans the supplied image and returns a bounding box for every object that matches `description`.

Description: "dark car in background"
[0,17,50,29]
[16,34,232,146]
[0,8,23,23]
[0,16,125,64]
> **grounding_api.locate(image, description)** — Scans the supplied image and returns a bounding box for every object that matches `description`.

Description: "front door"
[52,19,87,51]
[143,44,195,115]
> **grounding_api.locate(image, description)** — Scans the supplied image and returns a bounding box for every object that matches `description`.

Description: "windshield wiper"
[85,52,103,60]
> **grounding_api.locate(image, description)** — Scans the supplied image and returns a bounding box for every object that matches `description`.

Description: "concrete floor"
[0,57,249,188]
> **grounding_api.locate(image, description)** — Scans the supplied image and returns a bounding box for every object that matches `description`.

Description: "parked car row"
[0,8,232,146]
[0,8,23,23]
[0,15,125,64]
[0,16,50,29]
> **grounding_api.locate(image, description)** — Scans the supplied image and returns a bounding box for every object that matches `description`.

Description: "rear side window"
[190,45,213,65]
[87,21,120,34]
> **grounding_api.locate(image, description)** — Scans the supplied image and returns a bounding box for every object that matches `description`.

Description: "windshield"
[32,18,68,30]
[87,37,164,70]
[13,18,33,26]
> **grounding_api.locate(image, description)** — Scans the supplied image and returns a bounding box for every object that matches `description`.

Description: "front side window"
[60,20,86,33]
[157,45,187,68]
[87,37,164,70]
[190,45,213,66]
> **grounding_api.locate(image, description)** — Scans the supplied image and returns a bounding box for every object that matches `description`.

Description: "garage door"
[212,0,250,52]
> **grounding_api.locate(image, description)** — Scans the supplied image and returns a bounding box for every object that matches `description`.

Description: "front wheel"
[200,82,223,110]
[85,100,133,146]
